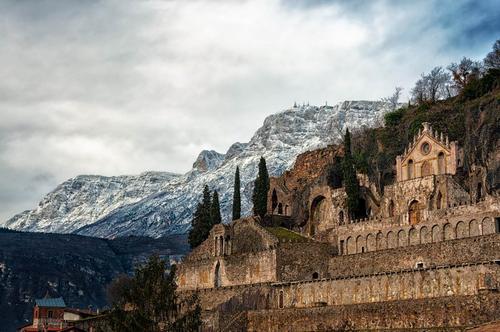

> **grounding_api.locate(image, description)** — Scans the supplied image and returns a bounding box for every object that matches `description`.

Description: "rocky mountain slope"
[2,101,392,238]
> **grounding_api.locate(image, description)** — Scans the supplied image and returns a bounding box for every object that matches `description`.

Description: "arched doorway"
[407,159,414,179]
[408,200,421,225]
[438,152,445,174]
[277,203,283,215]
[214,262,221,288]
[310,196,327,236]
[271,189,278,213]
[421,161,432,177]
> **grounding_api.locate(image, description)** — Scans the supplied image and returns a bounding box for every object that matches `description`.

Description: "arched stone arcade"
[338,216,496,255]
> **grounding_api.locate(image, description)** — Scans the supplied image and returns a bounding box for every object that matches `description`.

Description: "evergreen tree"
[104,255,201,332]
[342,129,361,219]
[232,166,241,220]
[252,157,270,218]
[188,185,213,248]
[210,190,222,225]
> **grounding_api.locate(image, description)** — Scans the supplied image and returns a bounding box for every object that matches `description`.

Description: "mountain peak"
[3,100,391,238]
[192,150,225,172]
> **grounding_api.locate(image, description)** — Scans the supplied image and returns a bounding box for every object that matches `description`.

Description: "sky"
[0,0,498,222]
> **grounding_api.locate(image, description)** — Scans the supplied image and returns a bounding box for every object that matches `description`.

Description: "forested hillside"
[0,229,189,332]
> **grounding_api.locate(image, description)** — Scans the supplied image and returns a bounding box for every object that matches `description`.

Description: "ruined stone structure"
[176,123,500,331]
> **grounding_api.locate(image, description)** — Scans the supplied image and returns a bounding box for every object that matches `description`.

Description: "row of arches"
[341,217,496,255]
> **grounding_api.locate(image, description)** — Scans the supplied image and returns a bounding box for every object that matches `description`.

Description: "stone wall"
[337,203,498,255]
[177,249,277,290]
[329,233,500,277]
[273,262,498,309]
[247,292,500,332]
[276,242,334,281]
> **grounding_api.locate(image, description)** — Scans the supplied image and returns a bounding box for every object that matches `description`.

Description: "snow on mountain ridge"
[192,150,225,172]
[3,101,393,238]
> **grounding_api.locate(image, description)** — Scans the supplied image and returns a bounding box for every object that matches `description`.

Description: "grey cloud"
[0,0,498,222]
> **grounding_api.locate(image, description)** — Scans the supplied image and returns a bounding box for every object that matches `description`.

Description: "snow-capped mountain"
[3,101,392,238]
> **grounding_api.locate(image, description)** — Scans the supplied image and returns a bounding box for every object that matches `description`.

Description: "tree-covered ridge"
[351,68,499,193]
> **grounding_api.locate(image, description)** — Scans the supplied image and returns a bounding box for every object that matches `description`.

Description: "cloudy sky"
[0,0,498,222]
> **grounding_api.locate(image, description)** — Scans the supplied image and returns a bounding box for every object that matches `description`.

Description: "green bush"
[383,108,406,127]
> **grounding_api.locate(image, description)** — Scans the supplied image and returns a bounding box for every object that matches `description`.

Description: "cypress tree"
[342,128,361,218]
[252,157,270,218]
[188,203,203,249]
[188,185,213,248]
[211,190,222,225]
[232,166,241,220]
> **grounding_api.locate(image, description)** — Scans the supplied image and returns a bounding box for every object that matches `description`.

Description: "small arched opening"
[277,203,283,215]
[271,189,278,213]
[476,183,483,203]
[438,152,445,174]
[436,191,444,210]
[407,159,414,179]
[338,210,344,225]
[357,197,368,219]
[312,272,319,280]
[219,236,224,256]
[214,262,221,288]
[408,200,421,225]
[278,291,284,308]
[388,200,395,217]
[225,235,231,255]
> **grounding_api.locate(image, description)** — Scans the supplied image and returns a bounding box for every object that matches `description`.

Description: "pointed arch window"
[407,159,414,179]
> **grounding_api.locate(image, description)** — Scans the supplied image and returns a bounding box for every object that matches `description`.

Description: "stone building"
[176,122,500,331]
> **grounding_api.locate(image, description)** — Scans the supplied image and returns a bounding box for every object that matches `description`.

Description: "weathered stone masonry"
[176,122,500,331]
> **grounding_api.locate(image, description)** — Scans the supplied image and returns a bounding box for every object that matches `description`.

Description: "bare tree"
[447,57,483,91]
[381,86,403,110]
[484,39,500,70]
[425,66,451,102]
[411,74,428,104]
[411,67,452,104]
